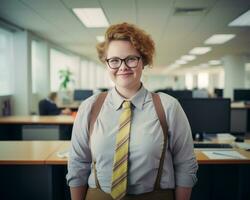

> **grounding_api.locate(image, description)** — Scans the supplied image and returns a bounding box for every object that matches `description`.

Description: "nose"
[119,60,129,70]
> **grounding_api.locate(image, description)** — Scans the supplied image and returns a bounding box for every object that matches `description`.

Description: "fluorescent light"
[189,47,211,55]
[73,8,109,28]
[96,36,105,42]
[181,55,196,61]
[204,34,235,44]
[200,63,209,68]
[176,60,187,65]
[209,60,221,65]
[168,63,180,69]
[229,10,250,26]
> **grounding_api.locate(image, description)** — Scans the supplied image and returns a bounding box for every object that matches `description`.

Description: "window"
[198,72,209,89]
[31,40,41,93]
[0,27,13,95]
[185,73,193,90]
[50,49,80,91]
[80,60,113,89]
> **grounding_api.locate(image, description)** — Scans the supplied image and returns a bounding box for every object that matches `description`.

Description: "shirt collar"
[109,84,148,110]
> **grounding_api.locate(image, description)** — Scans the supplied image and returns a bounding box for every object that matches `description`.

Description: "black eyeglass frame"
[105,56,141,69]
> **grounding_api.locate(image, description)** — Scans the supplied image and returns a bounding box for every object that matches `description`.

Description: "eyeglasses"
[106,55,141,69]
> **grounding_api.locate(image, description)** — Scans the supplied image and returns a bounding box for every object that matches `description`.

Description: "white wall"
[30,39,50,114]
[12,30,32,115]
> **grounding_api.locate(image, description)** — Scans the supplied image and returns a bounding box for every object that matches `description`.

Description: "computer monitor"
[178,98,231,140]
[159,90,192,99]
[192,89,209,98]
[73,90,93,101]
[214,88,223,98]
[233,89,250,102]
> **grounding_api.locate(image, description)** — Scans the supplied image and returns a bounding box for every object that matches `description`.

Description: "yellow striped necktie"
[111,101,132,200]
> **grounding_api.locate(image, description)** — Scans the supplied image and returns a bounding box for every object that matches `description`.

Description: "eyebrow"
[107,55,140,59]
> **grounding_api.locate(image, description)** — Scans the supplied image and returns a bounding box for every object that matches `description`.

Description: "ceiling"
[0,0,250,74]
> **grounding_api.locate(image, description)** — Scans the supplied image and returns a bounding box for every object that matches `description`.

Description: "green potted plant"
[58,68,74,104]
[59,68,74,90]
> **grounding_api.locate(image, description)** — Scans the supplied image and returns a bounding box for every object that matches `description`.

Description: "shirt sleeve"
[168,98,198,188]
[66,95,98,187]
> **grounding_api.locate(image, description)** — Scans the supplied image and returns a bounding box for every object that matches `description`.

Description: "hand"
[61,108,72,115]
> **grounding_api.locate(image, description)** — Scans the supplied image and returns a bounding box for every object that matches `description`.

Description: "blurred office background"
[0,0,250,116]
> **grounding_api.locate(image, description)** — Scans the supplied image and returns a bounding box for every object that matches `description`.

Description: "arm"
[66,98,96,197]
[70,186,88,200]
[167,99,198,197]
[175,187,192,200]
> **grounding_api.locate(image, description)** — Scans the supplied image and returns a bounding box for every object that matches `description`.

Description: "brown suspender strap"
[89,92,168,191]
[151,93,169,191]
[88,92,108,138]
[89,92,108,189]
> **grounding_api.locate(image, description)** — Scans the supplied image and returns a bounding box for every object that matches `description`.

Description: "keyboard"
[194,143,233,149]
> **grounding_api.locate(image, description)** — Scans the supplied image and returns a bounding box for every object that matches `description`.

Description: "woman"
[66,22,198,200]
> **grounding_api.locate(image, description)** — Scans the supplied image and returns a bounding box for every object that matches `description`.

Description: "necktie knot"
[122,101,131,109]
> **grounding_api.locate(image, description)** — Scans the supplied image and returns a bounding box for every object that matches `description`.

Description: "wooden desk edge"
[0,160,46,165]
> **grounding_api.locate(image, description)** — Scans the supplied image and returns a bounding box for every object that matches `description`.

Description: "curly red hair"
[96,22,155,67]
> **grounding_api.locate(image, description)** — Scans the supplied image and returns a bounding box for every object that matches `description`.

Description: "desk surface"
[0,141,66,164]
[47,141,250,165]
[231,102,250,109]
[58,101,81,109]
[0,115,74,125]
[46,141,70,165]
[1,141,250,165]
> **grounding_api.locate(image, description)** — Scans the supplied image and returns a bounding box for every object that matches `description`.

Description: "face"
[106,40,143,91]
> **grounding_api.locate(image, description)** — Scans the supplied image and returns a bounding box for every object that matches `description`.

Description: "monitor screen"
[234,89,250,101]
[73,90,93,101]
[178,98,231,135]
[214,88,223,98]
[159,90,192,99]
[192,89,209,98]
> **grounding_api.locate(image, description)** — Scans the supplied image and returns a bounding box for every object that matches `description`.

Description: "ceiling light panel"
[181,55,196,61]
[73,8,109,28]
[204,34,235,44]
[176,60,187,65]
[189,47,212,55]
[229,10,250,26]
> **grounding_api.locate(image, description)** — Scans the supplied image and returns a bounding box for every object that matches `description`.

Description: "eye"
[109,58,120,64]
[126,56,138,62]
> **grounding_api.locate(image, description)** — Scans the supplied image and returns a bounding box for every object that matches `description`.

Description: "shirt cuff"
[66,173,89,187]
[175,172,198,187]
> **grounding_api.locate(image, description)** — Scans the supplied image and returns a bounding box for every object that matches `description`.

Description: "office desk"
[0,115,74,140]
[0,141,68,200]
[0,115,74,124]
[1,141,250,200]
[46,141,70,165]
[46,143,250,164]
[0,140,64,164]
[46,141,250,200]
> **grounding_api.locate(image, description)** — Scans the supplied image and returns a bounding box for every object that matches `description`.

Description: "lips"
[117,72,133,76]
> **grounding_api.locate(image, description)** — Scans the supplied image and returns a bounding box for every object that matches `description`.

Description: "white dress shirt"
[66,85,198,194]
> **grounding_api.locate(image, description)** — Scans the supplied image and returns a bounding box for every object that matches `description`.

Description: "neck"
[116,82,142,99]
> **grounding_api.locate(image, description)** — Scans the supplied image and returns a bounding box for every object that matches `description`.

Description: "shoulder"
[78,93,100,111]
[39,99,47,104]
[77,92,109,113]
[154,92,180,110]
